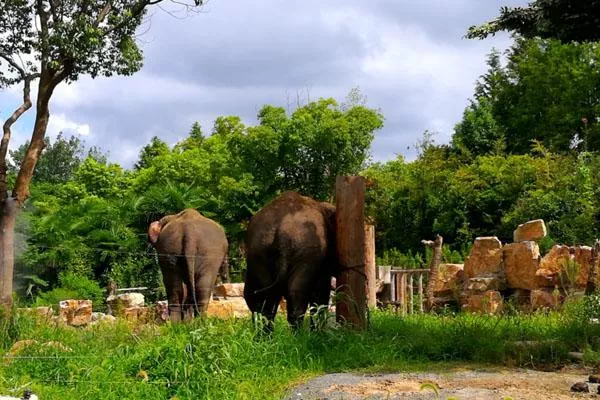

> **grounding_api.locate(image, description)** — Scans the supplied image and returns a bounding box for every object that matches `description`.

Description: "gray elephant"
[148,209,229,322]
[244,191,337,331]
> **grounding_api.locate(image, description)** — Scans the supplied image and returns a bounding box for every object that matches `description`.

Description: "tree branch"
[36,0,50,64]
[0,74,37,202]
[95,2,113,27]
[0,53,26,79]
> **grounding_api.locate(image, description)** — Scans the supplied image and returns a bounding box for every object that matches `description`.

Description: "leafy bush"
[33,272,104,310]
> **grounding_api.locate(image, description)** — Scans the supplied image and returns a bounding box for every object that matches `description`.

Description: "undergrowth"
[0,305,598,399]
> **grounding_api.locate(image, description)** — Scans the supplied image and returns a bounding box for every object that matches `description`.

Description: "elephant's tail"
[253,246,287,296]
[184,250,200,317]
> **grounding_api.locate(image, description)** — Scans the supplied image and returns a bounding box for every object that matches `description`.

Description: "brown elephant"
[244,191,338,331]
[148,209,229,322]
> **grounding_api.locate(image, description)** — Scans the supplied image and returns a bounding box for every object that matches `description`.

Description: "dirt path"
[284,366,598,399]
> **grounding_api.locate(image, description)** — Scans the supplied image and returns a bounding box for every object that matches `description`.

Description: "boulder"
[463,290,503,314]
[213,283,245,298]
[107,292,144,314]
[536,245,580,287]
[503,241,541,290]
[465,276,504,292]
[464,237,504,279]
[432,263,464,297]
[531,288,561,311]
[206,297,250,318]
[58,300,92,326]
[122,306,152,323]
[513,219,547,243]
[573,245,592,288]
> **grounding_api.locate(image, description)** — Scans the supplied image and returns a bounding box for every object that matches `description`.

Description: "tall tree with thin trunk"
[0,0,204,312]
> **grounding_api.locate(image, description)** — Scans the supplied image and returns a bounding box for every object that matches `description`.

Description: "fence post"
[335,176,367,330]
[364,224,376,309]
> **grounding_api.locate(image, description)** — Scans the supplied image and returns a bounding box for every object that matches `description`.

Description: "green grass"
[0,305,598,400]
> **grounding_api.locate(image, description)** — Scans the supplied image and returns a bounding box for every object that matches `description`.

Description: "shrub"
[33,272,104,311]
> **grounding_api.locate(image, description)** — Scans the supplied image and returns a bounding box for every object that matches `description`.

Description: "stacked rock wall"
[443,219,596,314]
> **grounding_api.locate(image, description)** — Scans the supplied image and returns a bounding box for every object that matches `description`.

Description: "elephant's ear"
[148,221,162,244]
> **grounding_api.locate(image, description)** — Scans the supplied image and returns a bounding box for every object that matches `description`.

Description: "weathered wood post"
[364,224,376,308]
[335,176,367,329]
[586,239,600,295]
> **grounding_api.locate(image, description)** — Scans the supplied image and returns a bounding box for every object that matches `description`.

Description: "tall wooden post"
[335,176,366,330]
[364,224,376,309]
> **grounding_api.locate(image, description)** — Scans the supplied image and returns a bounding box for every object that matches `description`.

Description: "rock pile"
[433,219,596,313]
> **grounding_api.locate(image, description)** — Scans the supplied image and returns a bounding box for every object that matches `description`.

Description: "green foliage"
[134,136,171,171]
[232,96,384,201]
[467,1,600,43]
[33,272,104,310]
[9,133,87,184]
[454,39,600,156]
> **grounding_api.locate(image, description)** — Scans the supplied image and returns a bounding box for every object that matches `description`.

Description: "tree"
[452,50,507,156]
[9,133,84,183]
[135,136,170,170]
[231,97,384,201]
[453,39,600,155]
[467,1,600,43]
[0,0,205,310]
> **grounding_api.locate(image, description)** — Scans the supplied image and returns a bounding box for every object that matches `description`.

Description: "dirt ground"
[284,365,599,399]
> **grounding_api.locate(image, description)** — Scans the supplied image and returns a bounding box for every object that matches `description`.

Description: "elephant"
[243,191,338,331]
[148,208,229,322]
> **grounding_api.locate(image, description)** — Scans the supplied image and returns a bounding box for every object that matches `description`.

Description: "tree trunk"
[423,235,443,312]
[0,76,55,312]
[0,198,17,314]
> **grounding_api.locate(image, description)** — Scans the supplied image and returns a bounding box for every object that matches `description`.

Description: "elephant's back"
[246,191,327,255]
[159,214,227,254]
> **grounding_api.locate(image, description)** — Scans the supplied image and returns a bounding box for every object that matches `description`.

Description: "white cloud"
[46,114,91,137]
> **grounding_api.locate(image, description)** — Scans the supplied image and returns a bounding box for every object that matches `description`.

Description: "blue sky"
[0,0,524,168]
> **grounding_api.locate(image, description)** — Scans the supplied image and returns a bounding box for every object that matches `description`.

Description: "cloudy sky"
[1,0,524,168]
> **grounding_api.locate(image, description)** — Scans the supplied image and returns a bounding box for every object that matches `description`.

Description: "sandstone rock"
[122,306,152,323]
[466,277,504,293]
[432,263,464,297]
[213,283,245,298]
[58,300,92,326]
[574,245,592,288]
[107,292,144,314]
[464,237,503,279]
[513,219,547,242]
[504,241,541,290]
[463,290,503,314]
[536,245,571,286]
[206,297,250,318]
[530,288,561,311]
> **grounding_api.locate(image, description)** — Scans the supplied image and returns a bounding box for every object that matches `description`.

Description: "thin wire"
[26,244,245,261]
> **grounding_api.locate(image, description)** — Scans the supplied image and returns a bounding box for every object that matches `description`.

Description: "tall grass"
[0,305,597,400]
